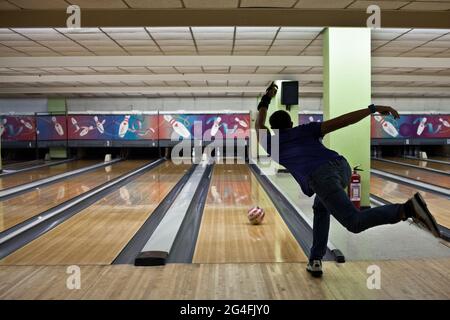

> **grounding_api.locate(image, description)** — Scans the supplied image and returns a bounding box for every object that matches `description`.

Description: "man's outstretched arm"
[320,104,400,136]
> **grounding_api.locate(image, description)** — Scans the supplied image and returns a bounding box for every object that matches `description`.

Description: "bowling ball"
[247,206,265,225]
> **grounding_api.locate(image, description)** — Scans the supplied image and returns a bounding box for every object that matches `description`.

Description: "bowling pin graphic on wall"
[416,117,427,136]
[374,115,399,138]
[118,115,130,138]
[20,119,33,130]
[235,117,248,128]
[439,118,450,128]
[51,117,64,136]
[71,117,80,133]
[94,116,106,134]
[164,115,191,139]
[211,117,222,137]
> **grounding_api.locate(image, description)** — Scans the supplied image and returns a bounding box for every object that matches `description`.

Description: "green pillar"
[47,98,67,159]
[323,28,371,206]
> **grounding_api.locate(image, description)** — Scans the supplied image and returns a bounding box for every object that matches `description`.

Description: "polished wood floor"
[0,259,448,299]
[0,160,147,233]
[0,161,189,266]
[193,164,308,263]
[0,160,98,190]
[372,160,450,189]
[370,175,450,229]
[384,157,450,173]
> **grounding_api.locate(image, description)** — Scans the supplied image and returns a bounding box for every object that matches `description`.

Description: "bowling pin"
[80,126,93,137]
[374,115,399,137]
[416,117,427,136]
[118,115,130,138]
[308,116,314,123]
[94,116,106,134]
[20,119,33,130]
[439,118,450,128]
[71,117,80,132]
[211,117,222,137]
[51,117,64,136]
[0,119,6,136]
[235,117,248,128]
[164,115,191,138]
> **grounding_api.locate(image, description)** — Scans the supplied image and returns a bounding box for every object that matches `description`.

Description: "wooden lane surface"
[0,160,147,233]
[193,164,308,264]
[370,175,450,229]
[372,160,450,189]
[384,157,450,173]
[0,160,98,190]
[0,161,190,266]
[1,259,449,299]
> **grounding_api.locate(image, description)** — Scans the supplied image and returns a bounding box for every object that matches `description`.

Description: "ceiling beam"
[0,86,448,96]
[0,74,321,83]
[0,9,449,29]
[0,56,323,68]
[1,56,449,69]
[1,74,450,84]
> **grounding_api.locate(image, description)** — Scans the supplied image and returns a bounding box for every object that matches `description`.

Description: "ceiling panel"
[125,0,183,8]
[240,0,297,7]
[69,0,128,8]
[184,0,239,8]
[8,0,68,9]
[348,1,409,10]
[295,0,353,9]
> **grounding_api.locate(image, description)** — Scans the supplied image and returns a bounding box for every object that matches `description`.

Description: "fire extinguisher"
[348,165,363,209]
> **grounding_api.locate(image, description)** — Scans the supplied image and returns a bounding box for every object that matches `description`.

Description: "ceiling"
[0,2,449,98]
[1,0,450,11]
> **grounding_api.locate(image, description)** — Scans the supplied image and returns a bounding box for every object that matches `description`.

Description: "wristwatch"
[368,104,377,114]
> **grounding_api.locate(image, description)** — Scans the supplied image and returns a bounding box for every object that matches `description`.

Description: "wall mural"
[158,113,250,140]
[300,114,450,139]
[67,114,158,140]
[36,115,67,140]
[0,115,36,141]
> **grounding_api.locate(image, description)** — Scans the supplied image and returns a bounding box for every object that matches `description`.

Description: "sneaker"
[306,260,323,278]
[406,193,441,238]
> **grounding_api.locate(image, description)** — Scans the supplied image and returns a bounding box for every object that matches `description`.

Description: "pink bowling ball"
[247,206,265,225]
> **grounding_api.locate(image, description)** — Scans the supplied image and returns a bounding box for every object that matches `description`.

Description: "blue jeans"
[307,157,403,261]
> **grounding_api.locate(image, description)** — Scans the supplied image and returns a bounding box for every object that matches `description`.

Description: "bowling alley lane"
[193,164,308,264]
[371,175,450,229]
[372,159,450,189]
[382,157,450,173]
[0,160,147,233]
[0,161,190,266]
[0,160,99,190]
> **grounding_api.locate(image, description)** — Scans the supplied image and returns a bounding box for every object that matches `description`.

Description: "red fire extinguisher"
[349,165,363,209]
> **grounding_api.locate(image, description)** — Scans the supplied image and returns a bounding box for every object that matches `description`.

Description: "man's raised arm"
[255,82,278,138]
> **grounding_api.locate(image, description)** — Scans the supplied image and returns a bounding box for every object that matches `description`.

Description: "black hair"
[269,110,292,129]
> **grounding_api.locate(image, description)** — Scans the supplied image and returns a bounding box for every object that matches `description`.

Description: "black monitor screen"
[281,81,299,106]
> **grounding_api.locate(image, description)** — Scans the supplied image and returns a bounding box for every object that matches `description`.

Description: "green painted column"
[323,28,371,206]
[47,98,67,159]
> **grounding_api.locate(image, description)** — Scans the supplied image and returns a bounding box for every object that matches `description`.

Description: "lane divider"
[373,157,449,176]
[0,158,122,200]
[0,158,76,178]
